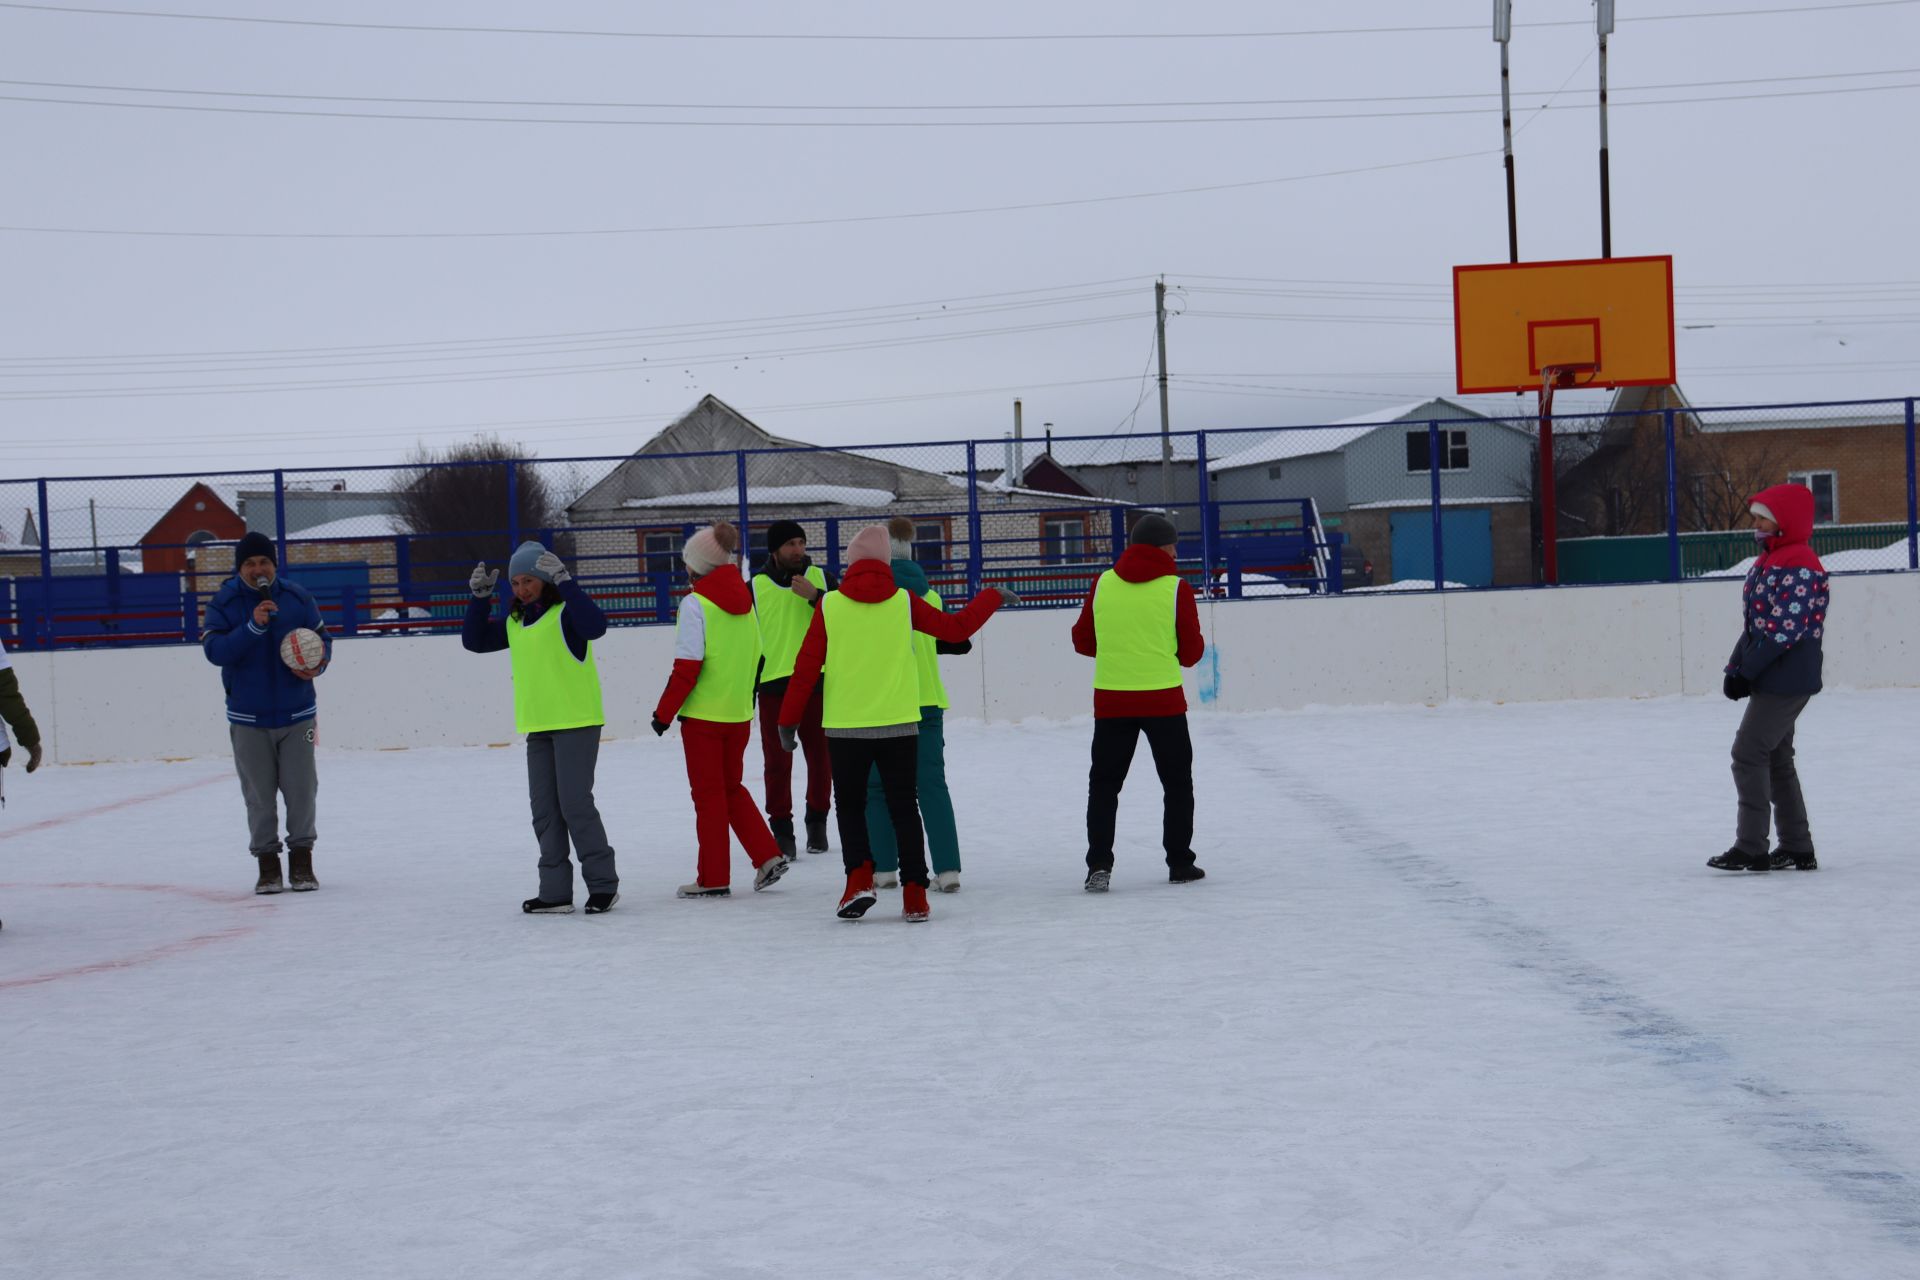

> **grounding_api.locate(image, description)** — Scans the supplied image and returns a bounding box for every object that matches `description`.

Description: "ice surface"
[5,691,1920,1279]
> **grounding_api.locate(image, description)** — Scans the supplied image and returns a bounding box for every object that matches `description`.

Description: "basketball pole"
[1539,369,1564,585]
[1494,1,1519,263]
[1596,1,1615,259]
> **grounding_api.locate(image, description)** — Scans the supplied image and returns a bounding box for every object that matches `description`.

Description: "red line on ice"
[0,881,268,992]
[0,772,227,841]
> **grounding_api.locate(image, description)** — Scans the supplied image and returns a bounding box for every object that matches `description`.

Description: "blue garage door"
[1389,509,1494,587]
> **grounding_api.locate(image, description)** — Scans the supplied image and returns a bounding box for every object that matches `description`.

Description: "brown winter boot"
[255,852,285,895]
[288,845,318,892]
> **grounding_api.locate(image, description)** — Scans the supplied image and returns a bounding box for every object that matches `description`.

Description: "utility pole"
[1155,277,1172,506]
[1596,0,1616,258]
[1494,0,1519,263]
[89,497,100,568]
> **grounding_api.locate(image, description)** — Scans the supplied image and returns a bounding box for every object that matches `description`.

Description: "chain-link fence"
[2,395,1914,649]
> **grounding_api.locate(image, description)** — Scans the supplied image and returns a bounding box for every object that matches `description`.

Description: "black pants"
[1731,693,1814,857]
[828,736,927,886]
[1086,715,1195,871]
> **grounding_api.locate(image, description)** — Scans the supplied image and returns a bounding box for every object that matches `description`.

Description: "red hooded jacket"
[778,559,1002,728]
[1731,482,1830,696]
[1071,544,1206,719]
[653,564,756,724]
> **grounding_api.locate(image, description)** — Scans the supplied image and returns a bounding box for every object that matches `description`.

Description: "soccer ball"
[280,627,327,676]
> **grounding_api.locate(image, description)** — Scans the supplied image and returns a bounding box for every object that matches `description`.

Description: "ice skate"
[837,864,877,919]
[874,870,899,889]
[769,817,797,860]
[522,897,575,914]
[934,871,961,893]
[677,881,731,898]
[805,810,830,855]
[1707,848,1771,873]
[1084,868,1111,893]
[1169,864,1206,884]
[584,892,619,914]
[903,882,930,923]
[1769,847,1819,871]
[753,854,792,892]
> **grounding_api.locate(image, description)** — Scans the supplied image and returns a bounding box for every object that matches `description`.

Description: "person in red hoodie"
[652,522,792,898]
[1708,484,1830,873]
[778,524,1013,923]
[1071,514,1207,893]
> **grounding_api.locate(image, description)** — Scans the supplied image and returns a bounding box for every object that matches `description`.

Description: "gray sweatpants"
[231,720,319,858]
[528,727,618,901]
[1731,693,1814,857]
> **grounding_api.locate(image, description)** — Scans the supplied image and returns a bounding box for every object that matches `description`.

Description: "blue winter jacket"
[202,574,334,728]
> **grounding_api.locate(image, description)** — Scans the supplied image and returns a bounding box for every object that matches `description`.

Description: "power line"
[1,1,1909,41]
[0,149,1496,239]
[5,65,1912,113]
[6,78,1918,127]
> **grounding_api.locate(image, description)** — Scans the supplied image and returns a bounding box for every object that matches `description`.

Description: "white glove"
[534,550,571,584]
[469,562,499,597]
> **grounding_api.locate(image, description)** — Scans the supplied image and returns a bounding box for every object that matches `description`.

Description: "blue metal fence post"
[1427,421,1445,589]
[505,460,520,554]
[272,471,288,566]
[1906,398,1917,570]
[36,477,51,652]
[1663,407,1681,581]
[735,452,751,557]
[825,519,842,578]
[964,442,982,596]
[395,537,412,607]
[1196,432,1214,590]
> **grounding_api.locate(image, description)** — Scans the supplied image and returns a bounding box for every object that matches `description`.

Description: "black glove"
[778,724,798,753]
[1723,673,1751,701]
[651,718,670,737]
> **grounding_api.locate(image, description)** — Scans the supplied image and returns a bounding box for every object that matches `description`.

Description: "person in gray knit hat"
[462,540,621,915]
[1070,513,1207,892]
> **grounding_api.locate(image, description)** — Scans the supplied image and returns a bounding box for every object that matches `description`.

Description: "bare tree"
[395,435,570,585]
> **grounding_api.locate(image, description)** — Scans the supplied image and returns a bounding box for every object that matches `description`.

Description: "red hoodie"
[1071,544,1206,719]
[1749,482,1827,575]
[778,558,1002,728]
[653,564,755,724]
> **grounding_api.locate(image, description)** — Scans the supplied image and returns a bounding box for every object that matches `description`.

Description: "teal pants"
[869,707,960,875]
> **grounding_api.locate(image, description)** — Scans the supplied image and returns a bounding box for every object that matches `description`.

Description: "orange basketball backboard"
[1452,255,1674,395]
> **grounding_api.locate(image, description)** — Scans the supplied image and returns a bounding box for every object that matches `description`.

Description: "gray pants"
[528,727,618,901]
[1731,694,1814,857]
[231,720,319,858]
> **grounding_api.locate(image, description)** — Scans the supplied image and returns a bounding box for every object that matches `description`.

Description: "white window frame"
[1406,428,1470,475]
[1042,516,1088,565]
[1787,470,1839,524]
[640,529,683,577]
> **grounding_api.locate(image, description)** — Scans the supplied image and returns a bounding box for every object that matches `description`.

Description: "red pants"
[758,683,831,820]
[681,717,784,888]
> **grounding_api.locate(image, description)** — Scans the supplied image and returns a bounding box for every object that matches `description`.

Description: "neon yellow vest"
[911,587,951,711]
[1091,571,1183,692]
[820,590,919,729]
[678,596,762,724]
[754,565,828,682]
[506,603,605,733]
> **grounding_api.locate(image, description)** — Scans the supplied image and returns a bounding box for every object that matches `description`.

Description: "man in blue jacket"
[202,530,333,894]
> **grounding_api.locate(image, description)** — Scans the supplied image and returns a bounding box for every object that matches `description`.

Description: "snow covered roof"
[622,485,896,510]
[1207,399,1490,473]
[1347,497,1530,510]
[285,514,405,540]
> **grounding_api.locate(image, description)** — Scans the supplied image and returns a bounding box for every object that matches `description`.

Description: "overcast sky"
[3,0,1917,487]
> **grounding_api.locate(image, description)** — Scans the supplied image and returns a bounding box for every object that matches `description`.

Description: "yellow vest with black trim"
[678,596,762,724]
[820,590,920,729]
[753,565,828,683]
[506,603,605,733]
[1091,571,1183,692]
[911,587,951,711]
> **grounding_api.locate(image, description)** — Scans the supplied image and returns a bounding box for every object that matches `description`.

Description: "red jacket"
[778,558,1002,728]
[653,564,755,724]
[1071,544,1206,719]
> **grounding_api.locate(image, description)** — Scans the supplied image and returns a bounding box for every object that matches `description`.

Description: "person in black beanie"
[750,520,839,856]
[201,529,333,894]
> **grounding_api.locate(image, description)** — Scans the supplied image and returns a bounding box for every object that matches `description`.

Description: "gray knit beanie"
[507,540,551,583]
[1129,514,1178,548]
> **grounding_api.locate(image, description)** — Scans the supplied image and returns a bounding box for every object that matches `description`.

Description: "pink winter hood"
[1750,482,1824,572]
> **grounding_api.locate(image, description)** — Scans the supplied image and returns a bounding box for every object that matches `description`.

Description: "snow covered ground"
[5,690,1919,1279]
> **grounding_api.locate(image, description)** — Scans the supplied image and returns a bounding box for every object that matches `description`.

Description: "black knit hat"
[235,530,277,566]
[765,520,806,553]
[1129,514,1178,548]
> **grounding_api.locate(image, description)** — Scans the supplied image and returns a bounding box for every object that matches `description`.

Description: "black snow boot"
[769,817,797,860]
[1168,863,1207,884]
[254,852,286,895]
[1768,847,1819,871]
[522,896,575,914]
[584,892,619,914]
[1707,848,1771,873]
[804,810,830,855]
[287,845,318,892]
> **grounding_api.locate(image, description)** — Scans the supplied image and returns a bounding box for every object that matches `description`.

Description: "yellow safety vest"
[1091,571,1183,692]
[911,587,951,711]
[678,596,762,724]
[820,590,920,729]
[753,565,828,682]
[506,603,605,733]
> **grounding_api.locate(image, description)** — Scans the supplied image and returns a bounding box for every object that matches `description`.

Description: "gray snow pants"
[231,719,319,858]
[1731,693,1814,858]
[527,726,618,901]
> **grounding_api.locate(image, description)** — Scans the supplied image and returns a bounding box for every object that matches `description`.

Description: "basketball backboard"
[1452,255,1674,395]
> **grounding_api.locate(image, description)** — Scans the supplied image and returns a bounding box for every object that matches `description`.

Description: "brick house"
[138,482,247,574]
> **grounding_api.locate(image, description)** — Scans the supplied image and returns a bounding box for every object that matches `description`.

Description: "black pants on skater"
[1086,714,1196,872]
[828,736,928,887]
